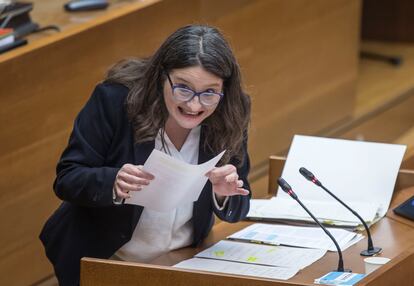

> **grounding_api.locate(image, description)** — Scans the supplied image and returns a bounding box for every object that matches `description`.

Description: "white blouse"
[115,127,201,262]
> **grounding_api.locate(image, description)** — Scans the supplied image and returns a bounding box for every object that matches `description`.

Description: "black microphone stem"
[319,184,374,251]
[294,196,345,272]
[299,167,382,256]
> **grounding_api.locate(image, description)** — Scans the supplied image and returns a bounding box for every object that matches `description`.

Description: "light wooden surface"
[80,158,414,285]
[356,41,414,117]
[81,192,414,285]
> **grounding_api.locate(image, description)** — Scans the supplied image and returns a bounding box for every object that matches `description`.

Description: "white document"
[174,258,299,280]
[277,135,406,220]
[195,240,326,269]
[247,197,379,226]
[125,149,225,212]
[227,223,363,252]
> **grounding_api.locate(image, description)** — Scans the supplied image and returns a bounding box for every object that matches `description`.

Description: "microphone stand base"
[360,247,382,256]
[335,269,352,273]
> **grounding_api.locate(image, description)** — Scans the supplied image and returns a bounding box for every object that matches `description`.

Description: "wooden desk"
[0,1,360,284]
[81,186,414,285]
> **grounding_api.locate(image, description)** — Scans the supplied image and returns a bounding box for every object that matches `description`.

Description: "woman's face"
[163,66,223,131]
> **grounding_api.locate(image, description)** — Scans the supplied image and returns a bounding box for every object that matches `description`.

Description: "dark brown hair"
[105,25,250,165]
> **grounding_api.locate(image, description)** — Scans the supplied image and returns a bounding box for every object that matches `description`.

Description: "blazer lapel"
[133,140,155,165]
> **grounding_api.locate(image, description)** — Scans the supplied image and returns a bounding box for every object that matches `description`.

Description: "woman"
[40,24,251,286]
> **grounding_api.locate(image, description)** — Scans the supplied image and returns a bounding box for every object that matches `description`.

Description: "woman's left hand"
[207,164,250,198]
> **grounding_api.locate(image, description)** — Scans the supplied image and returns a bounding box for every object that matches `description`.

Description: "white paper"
[247,197,379,226]
[195,240,326,269]
[174,258,299,280]
[227,223,363,251]
[278,135,406,218]
[125,149,225,212]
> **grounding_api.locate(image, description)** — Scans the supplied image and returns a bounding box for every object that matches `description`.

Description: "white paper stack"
[227,223,363,252]
[248,135,406,228]
[247,197,380,227]
[194,240,326,269]
[174,239,327,281]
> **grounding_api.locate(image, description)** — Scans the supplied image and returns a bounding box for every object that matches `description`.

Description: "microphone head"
[299,167,315,181]
[277,177,292,192]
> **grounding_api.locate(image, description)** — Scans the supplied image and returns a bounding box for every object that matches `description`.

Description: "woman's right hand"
[114,164,155,199]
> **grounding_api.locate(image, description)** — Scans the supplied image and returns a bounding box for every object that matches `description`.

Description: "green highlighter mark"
[214,251,225,257]
[266,247,278,253]
[247,256,258,262]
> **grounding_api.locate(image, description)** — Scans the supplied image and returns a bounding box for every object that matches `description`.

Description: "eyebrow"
[174,75,222,90]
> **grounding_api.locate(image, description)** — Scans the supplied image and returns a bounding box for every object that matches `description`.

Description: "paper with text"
[247,197,380,226]
[174,258,299,280]
[125,149,225,212]
[278,135,406,218]
[228,223,363,251]
[195,240,326,269]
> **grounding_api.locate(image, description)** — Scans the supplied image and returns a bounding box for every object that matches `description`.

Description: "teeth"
[183,110,199,115]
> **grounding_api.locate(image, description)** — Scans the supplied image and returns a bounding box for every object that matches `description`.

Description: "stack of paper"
[247,198,380,227]
[248,135,406,228]
[227,223,363,252]
[194,240,326,269]
[174,240,326,280]
[174,258,299,280]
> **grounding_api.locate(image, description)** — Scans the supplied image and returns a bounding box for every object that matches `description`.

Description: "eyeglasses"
[166,73,224,107]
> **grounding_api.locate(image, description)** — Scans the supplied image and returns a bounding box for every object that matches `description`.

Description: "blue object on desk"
[315,272,366,285]
[64,0,109,12]
[393,195,414,221]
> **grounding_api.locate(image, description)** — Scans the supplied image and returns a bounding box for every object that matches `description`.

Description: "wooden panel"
[337,91,414,163]
[0,1,203,284]
[362,0,414,42]
[0,0,360,284]
[249,174,268,199]
[207,0,360,168]
[81,257,304,286]
[356,41,414,116]
[360,247,414,286]
[396,127,414,169]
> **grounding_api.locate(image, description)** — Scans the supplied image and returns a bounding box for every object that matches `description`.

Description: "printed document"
[227,223,363,251]
[248,135,406,226]
[125,149,225,212]
[248,198,379,227]
[174,258,299,280]
[195,240,326,269]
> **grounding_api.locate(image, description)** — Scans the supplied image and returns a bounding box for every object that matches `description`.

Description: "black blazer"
[39,83,251,286]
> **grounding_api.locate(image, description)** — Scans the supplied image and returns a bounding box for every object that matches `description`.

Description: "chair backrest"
[267,155,286,196]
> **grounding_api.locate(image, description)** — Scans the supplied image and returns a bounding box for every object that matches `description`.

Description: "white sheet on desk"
[227,223,363,252]
[277,135,406,218]
[174,258,299,280]
[248,197,379,223]
[195,240,326,269]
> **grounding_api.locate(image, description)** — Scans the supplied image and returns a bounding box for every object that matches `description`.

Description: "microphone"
[277,178,348,272]
[299,167,382,257]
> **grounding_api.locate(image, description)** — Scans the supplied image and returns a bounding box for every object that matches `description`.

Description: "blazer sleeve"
[213,138,251,223]
[53,84,125,207]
